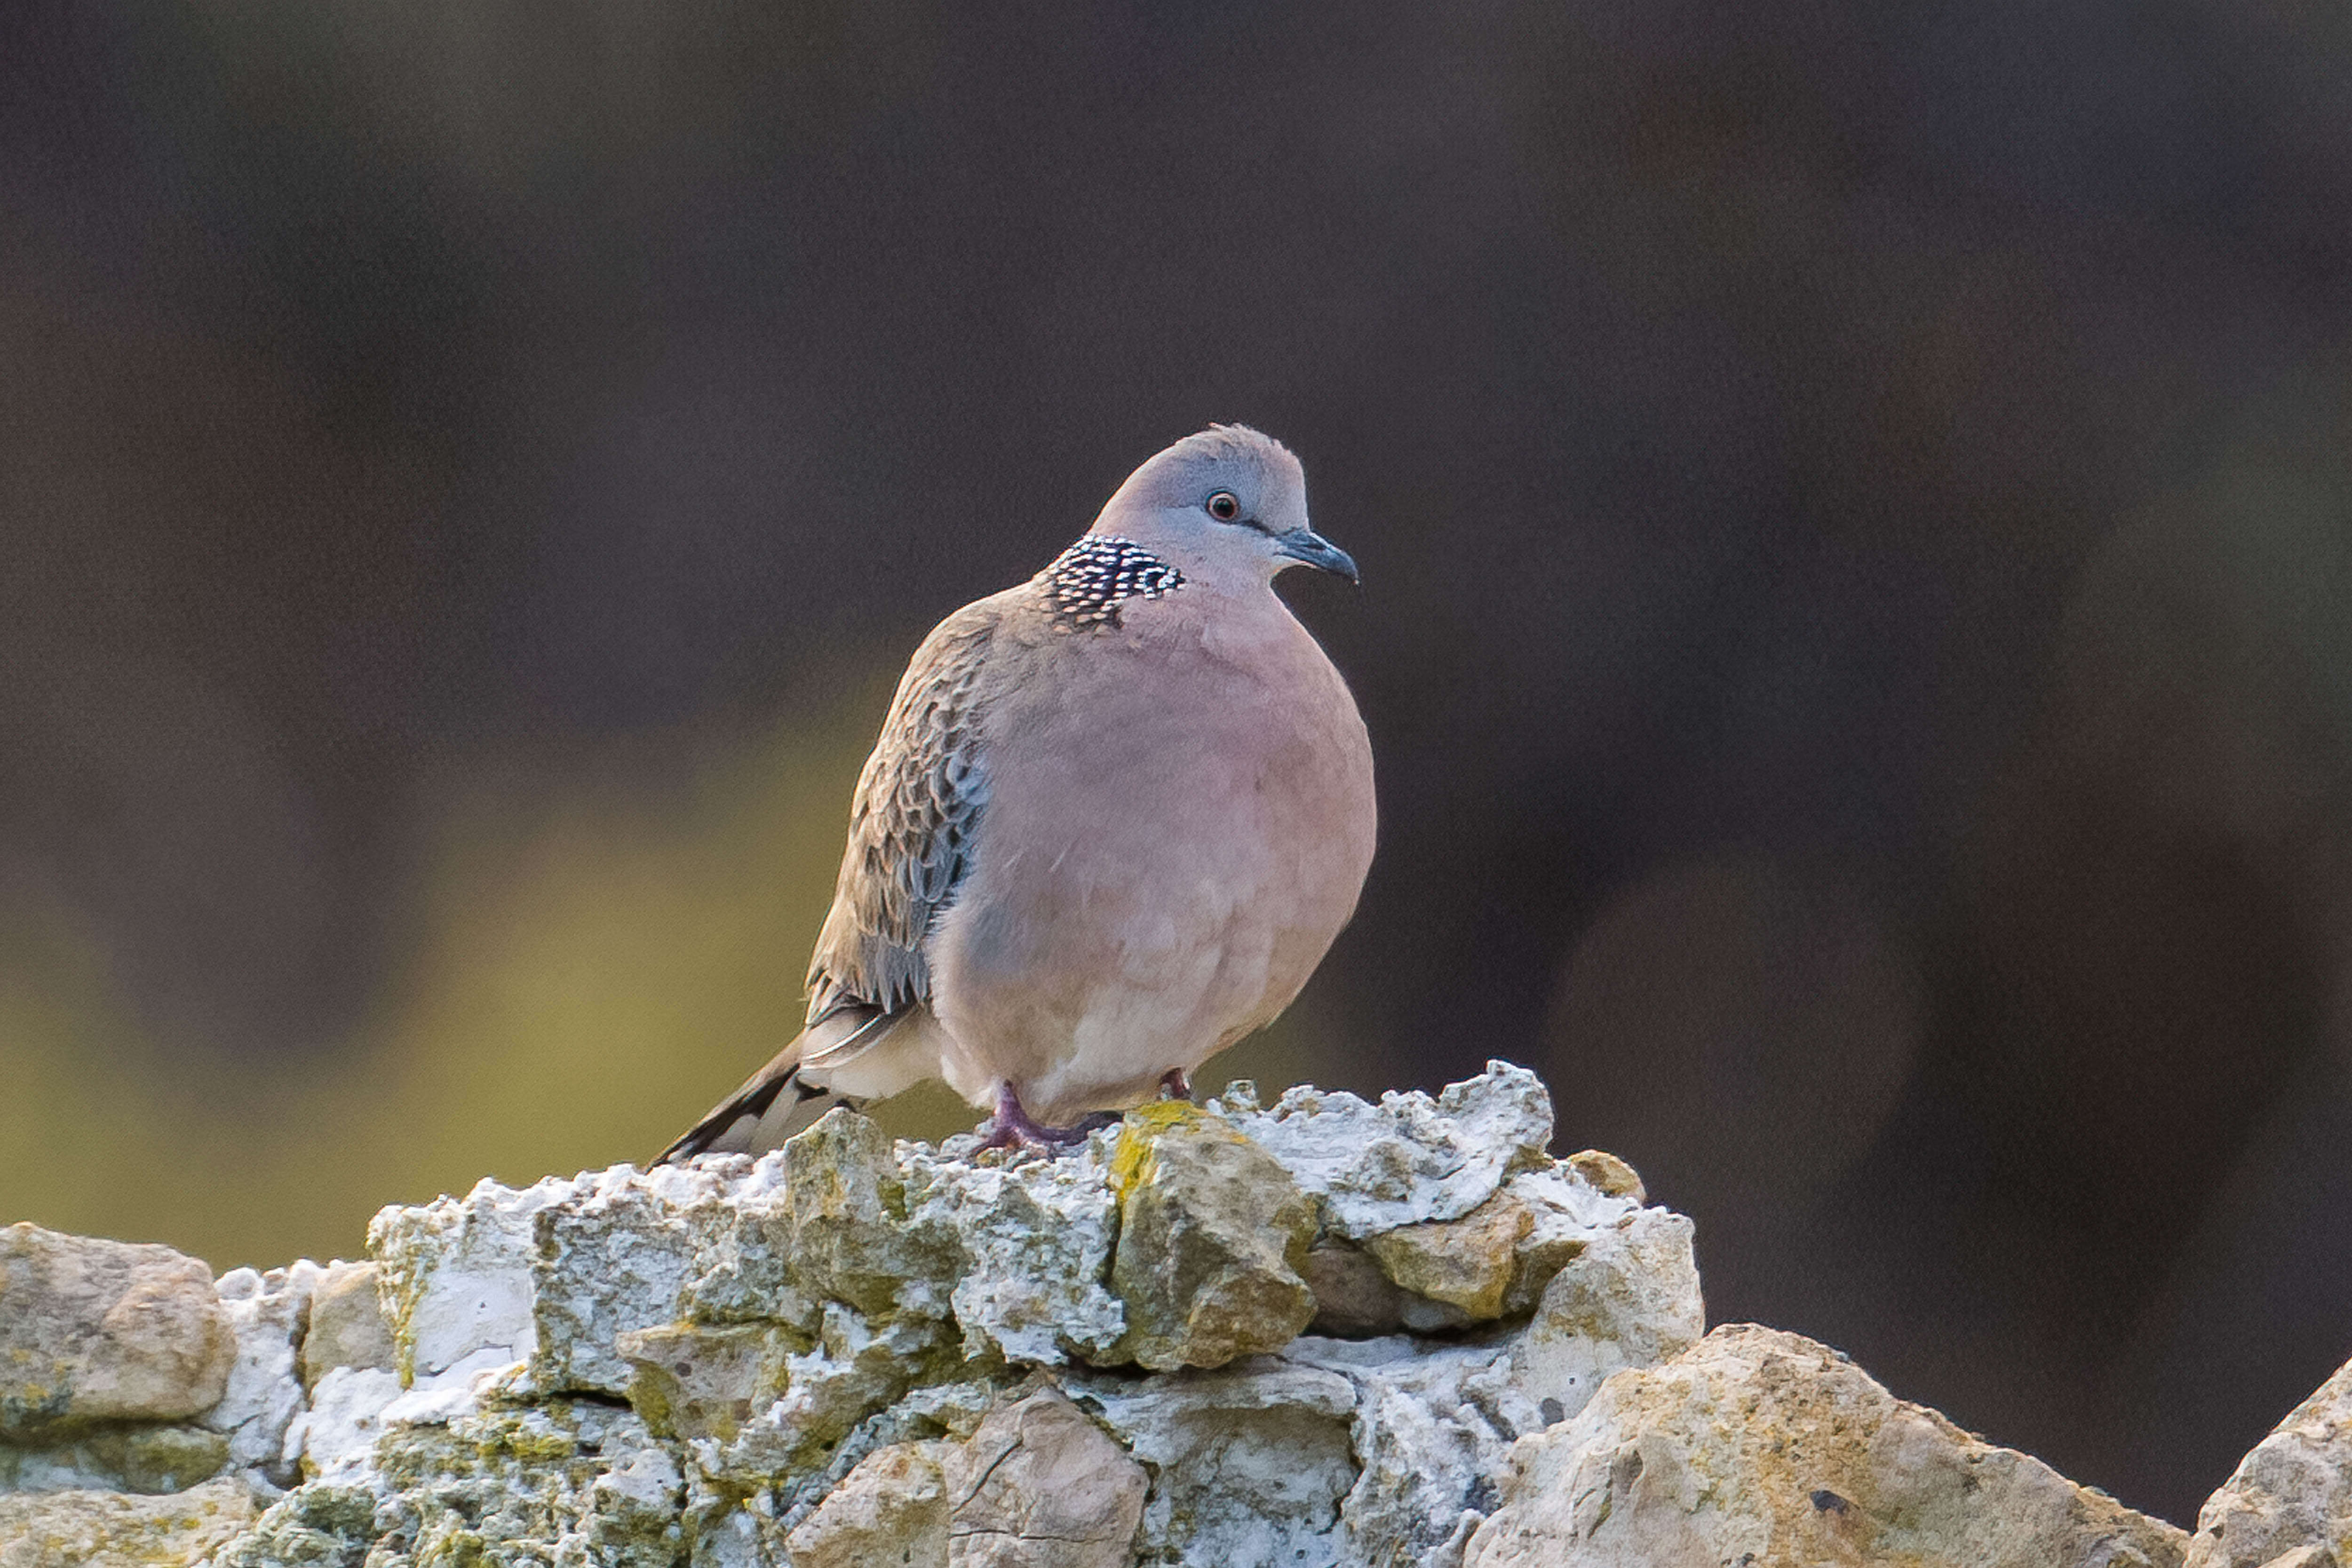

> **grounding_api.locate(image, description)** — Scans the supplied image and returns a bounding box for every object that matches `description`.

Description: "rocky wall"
[0,1062,2330,1567]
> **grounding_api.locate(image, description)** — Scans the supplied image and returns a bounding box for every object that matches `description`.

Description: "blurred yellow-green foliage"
[0,690,1335,1273]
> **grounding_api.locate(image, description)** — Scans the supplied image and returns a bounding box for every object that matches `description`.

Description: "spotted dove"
[656,425,1375,1159]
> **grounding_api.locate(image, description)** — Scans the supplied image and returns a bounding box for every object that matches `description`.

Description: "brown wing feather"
[805,604,998,1022]
[654,601,1005,1166]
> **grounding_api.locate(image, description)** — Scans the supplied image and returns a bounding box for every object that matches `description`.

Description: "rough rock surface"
[224,1396,687,1567]
[615,1321,800,1443]
[1217,1066,1554,1240]
[1462,1323,2188,1568]
[0,1475,259,1568]
[0,1424,230,1497]
[2186,1354,2352,1568]
[0,1224,237,1437]
[1107,1103,1317,1371]
[0,1063,1705,1565]
[784,1437,952,1566]
[788,1386,1147,1568]
[15,1058,2342,1567]
[200,1265,315,1486]
[299,1261,396,1389]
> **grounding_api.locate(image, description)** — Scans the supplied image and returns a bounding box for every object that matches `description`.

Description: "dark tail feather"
[651,1039,844,1166]
[652,1009,894,1165]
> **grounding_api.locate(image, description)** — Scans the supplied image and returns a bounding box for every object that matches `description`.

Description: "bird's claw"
[976,1085,1116,1151]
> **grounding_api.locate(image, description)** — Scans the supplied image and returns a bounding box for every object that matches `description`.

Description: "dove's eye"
[1206,491,1241,522]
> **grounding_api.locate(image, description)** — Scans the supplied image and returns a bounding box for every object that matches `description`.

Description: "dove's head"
[1089,424,1357,593]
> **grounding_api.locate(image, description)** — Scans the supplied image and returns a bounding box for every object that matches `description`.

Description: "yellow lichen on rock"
[1105,1107,1316,1371]
[0,1476,258,1568]
[1362,1190,1541,1320]
[612,1321,803,1441]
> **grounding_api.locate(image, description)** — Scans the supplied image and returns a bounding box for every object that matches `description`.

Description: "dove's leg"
[975,1082,1119,1150]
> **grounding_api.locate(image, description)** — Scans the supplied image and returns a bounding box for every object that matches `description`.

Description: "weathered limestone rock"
[200,1263,315,1485]
[1217,1062,1553,1240]
[1107,1103,1317,1371]
[784,1110,959,1319]
[222,1398,685,1568]
[1360,1190,1535,1320]
[1506,1202,1703,1420]
[41,1060,2333,1568]
[0,1475,259,1568]
[299,1260,396,1387]
[2248,1550,2338,1568]
[948,1388,1148,1567]
[367,1175,545,1390]
[1277,1201,1703,1568]
[280,1363,402,1480]
[1357,1169,1596,1324]
[2185,1354,2352,1568]
[75,1059,2352,1568]
[692,1376,997,1562]
[614,1321,802,1441]
[786,1439,952,1566]
[206,1480,383,1568]
[0,1424,229,1496]
[534,1173,732,1396]
[693,1303,959,1480]
[0,1064,1731,1568]
[900,1133,1123,1364]
[369,1160,808,1403]
[1300,1240,1445,1337]
[1563,1148,1645,1202]
[785,1388,1147,1568]
[1287,1334,1531,1566]
[41,1063,2222,1568]
[1072,1357,1362,1566]
[675,1158,818,1329]
[1463,1324,2188,1568]
[0,1224,236,1437]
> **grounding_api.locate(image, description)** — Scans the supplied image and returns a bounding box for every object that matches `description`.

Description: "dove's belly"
[925,605,1375,1124]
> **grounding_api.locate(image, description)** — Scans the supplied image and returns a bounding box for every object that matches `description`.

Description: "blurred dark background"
[5,0,2352,1526]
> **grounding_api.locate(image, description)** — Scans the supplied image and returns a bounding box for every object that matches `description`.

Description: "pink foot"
[1159,1068,1192,1101]
[975,1083,1116,1150]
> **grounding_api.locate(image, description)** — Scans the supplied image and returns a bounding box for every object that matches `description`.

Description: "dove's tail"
[652,1005,932,1164]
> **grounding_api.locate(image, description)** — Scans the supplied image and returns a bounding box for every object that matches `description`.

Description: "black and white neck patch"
[1043,535,1185,631]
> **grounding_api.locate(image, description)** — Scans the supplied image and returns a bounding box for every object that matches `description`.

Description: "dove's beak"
[1272,527,1359,584]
